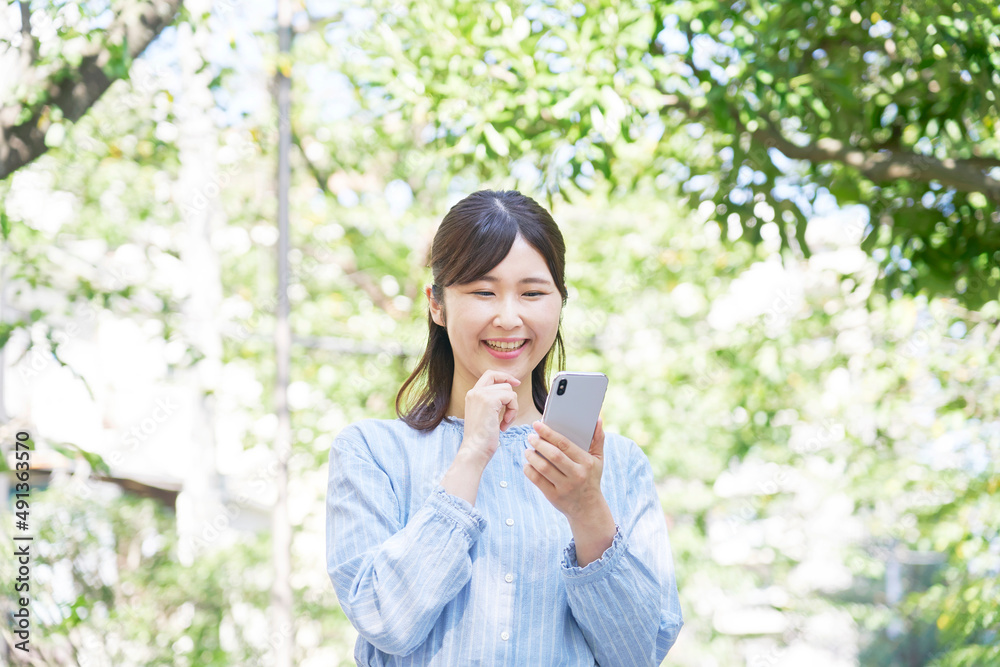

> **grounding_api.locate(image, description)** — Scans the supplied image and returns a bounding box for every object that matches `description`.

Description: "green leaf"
[482,122,510,157]
[49,441,111,475]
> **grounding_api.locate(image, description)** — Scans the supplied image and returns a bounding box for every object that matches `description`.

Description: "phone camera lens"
[557,379,567,395]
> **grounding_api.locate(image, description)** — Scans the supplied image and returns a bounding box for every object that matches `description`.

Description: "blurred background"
[1,0,998,665]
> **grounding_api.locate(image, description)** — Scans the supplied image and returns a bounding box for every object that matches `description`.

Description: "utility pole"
[271,0,295,664]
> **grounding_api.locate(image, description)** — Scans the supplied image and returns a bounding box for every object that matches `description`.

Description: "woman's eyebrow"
[478,275,553,286]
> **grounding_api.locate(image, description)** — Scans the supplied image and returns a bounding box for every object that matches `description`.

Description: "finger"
[496,383,518,425]
[524,461,556,494]
[524,447,565,484]
[533,421,580,459]
[481,370,521,387]
[590,418,605,455]
[591,417,604,443]
[500,394,519,430]
[526,435,569,478]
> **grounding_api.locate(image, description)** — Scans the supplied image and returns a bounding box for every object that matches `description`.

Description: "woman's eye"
[472,291,545,297]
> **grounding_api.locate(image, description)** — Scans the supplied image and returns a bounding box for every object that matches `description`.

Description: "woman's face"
[429,233,562,385]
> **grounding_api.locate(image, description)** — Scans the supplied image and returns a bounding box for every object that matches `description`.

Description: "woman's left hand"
[523,418,606,522]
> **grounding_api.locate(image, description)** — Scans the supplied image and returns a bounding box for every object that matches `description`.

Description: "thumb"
[589,417,605,458]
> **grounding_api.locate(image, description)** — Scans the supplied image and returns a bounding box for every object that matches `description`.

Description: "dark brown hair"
[395,189,568,432]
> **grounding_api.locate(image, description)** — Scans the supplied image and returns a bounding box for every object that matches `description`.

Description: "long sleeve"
[325,431,487,657]
[559,438,684,666]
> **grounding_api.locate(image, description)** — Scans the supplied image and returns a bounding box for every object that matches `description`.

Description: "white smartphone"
[541,371,609,450]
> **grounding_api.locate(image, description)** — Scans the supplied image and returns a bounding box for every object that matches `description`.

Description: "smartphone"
[541,371,609,450]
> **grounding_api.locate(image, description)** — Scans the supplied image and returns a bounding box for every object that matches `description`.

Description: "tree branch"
[646,25,1000,204]
[750,124,1000,204]
[656,89,1000,204]
[0,0,185,180]
[291,130,405,320]
[19,1,37,69]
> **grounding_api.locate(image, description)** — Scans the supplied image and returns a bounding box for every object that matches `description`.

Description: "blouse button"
[505,573,513,583]
[505,518,514,526]
[500,481,508,488]
[501,631,510,641]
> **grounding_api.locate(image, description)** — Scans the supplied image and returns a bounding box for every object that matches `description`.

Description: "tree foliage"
[0,0,185,180]
[309,0,999,309]
[663,0,1000,311]
[1,1,998,665]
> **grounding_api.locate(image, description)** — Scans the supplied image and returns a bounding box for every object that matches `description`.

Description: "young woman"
[326,190,683,666]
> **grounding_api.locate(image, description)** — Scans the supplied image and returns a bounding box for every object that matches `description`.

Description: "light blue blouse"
[325,416,683,666]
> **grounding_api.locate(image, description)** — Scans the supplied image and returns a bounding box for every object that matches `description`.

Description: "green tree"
[310,0,999,309]
[0,0,185,180]
[0,483,273,665]
[658,0,1000,310]
[2,1,998,665]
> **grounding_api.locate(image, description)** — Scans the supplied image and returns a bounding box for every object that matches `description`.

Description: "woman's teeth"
[486,340,526,351]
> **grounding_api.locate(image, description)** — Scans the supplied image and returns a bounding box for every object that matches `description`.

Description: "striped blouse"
[325,416,683,666]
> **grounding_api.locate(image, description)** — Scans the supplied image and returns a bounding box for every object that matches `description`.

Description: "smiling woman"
[325,189,683,667]
[422,230,566,427]
[400,189,569,431]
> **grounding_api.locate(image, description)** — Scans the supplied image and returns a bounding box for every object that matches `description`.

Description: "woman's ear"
[425,284,446,327]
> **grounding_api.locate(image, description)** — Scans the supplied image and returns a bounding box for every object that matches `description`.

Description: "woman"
[326,190,683,666]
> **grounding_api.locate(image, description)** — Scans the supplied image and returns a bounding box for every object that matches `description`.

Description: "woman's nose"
[493,296,523,327]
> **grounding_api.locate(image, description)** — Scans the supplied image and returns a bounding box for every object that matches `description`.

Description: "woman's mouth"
[483,339,528,358]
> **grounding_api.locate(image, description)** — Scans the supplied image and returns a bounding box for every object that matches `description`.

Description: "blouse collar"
[439,416,537,440]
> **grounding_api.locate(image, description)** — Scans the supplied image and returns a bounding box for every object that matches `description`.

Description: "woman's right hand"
[459,370,521,465]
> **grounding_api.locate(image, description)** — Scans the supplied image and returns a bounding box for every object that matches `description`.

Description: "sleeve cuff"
[429,483,488,545]
[560,523,626,584]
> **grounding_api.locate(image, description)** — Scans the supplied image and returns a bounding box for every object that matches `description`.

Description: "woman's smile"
[482,338,529,358]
